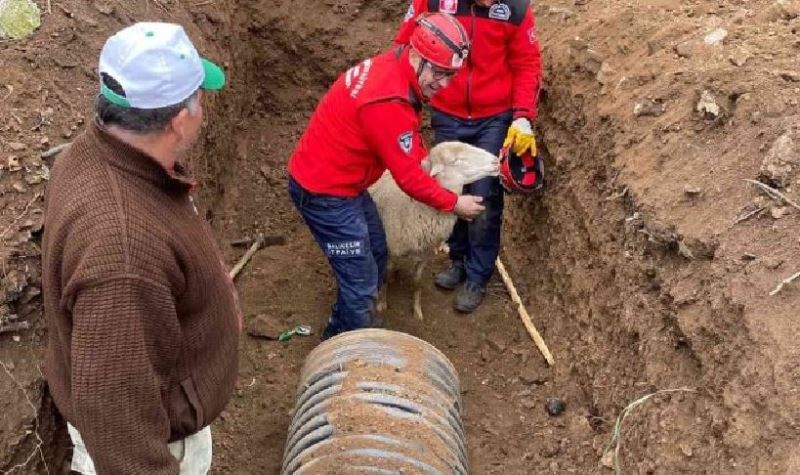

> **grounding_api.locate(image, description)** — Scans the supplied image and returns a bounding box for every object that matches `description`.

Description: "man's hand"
[454,195,485,221]
[503,117,537,157]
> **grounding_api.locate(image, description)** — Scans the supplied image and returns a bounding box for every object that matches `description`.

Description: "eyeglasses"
[429,64,457,81]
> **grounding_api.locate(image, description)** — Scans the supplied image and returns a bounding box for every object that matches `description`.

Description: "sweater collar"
[88,120,197,191]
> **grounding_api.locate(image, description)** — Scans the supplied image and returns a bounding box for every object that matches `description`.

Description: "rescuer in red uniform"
[288,13,480,339]
[395,0,543,313]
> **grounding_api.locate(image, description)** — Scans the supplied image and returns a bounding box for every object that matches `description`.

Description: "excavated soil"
[1,0,799,473]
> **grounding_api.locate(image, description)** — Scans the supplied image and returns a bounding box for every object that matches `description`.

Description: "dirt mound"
[1,0,798,473]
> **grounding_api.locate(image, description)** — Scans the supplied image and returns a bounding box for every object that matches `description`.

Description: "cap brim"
[201,58,226,90]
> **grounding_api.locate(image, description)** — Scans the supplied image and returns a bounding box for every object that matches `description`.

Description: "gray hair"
[95,73,199,134]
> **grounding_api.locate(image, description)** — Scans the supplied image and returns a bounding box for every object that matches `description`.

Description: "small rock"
[777,70,800,82]
[683,185,702,196]
[548,6,574,19]
[520,398,537,410]
[703,28,728,46]
[680,442,693,457]
[596,62,615,85]
[7,156,21,172]
[479,347,491,362]
[771,206,787,219]
[764,257,785,270]
[729,51,751,67]
[62,129,73,139]
[545,397,566,416]
[485,336,507,353]
[12,182,27,193]
[540,439,561,458]
[633,99,665,117]
[696,90,721,119]
[8,142,26,152]
[94,1,115,15]
[520,367,548,385]
[24,174,43,185]
[741,253,757,261]
[775,0,800,19]
[674,42,695,58]
[759,131,798,188]
[601,450,615,468]
[582,50,603,75]
[245,315,283,339]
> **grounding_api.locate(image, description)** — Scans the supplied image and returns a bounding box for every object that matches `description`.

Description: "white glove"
[511,117,532,134]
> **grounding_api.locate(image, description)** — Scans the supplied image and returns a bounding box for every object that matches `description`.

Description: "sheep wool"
[369,141,500,258]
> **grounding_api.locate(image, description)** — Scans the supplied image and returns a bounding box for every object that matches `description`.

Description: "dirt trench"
[2,0,799,473]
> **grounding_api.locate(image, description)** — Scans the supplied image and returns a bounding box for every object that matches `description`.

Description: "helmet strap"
[416,59,428,83]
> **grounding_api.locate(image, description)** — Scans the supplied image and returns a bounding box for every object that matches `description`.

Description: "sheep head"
[426,141,501,192]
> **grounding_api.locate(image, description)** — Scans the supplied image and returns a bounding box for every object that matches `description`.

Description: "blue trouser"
[431,109,513,287]
[288,177,388,335]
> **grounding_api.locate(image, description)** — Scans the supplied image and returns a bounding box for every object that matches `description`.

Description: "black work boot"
[454,281,486,313]
[434,261,466,290]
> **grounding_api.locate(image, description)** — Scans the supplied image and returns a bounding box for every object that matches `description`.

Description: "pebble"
[704,28,728,46]
[546,397,566,416]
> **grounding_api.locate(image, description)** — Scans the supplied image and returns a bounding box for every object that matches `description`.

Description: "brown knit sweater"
[42,123,241,474]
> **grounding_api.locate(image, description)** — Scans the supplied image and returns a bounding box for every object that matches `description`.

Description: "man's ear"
[168,108,192,140]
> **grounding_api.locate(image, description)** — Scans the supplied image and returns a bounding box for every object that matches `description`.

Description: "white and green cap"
[98,22,225,109]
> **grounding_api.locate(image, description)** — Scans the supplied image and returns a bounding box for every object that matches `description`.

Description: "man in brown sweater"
[42,22,240,474]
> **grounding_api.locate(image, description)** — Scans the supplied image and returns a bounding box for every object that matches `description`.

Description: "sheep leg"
[377,284,388,313]
[377,259,393,313]
[413,259,426,320]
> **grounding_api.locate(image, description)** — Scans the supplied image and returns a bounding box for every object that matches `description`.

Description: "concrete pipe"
[281,329,468,475]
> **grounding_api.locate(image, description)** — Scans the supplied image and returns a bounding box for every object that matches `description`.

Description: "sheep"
[369,141,500,320]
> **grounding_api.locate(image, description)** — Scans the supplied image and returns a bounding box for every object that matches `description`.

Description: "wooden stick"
[744,179,800,211]
[0,193,42,241]
[229,234,265,280]
[230,235,286,248]
[496,257,554,366]
[0,321,30,334]
[733,205,767,225]
[770,271,800,296]
[41,142,71,159]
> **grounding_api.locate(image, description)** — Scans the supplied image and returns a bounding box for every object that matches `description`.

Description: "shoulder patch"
[398,131,414,155]
[475,0,526,25]
[488,3,511,21]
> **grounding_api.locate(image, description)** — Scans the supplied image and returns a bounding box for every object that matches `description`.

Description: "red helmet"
[410,13,470,70]
[499,145,545,195]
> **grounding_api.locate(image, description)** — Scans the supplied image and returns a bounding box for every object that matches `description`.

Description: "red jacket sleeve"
[394,0,429,45]
[509,7,543,121]
[359,100,458,212]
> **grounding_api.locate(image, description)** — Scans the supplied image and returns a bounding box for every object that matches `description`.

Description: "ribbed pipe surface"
[281,329,468,475]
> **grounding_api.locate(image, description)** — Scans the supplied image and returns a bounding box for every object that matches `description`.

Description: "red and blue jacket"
[395,0,542,121]
[288,48,458,212]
